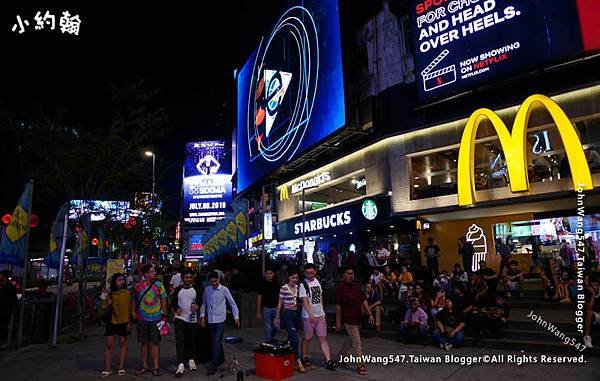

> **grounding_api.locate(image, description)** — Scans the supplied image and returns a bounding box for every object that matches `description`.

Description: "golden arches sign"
[457,94,594,207]
[279,186,290,201]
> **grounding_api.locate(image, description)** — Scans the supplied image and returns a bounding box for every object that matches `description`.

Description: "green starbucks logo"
[361,199,378,220]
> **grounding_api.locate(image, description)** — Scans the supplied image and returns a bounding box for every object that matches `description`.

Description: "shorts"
[105,322,129,337]
[593,312,600,325]
[302,315,327,340]
[136,320,161,344]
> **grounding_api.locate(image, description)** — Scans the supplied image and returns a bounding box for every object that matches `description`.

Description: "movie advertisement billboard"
[410,0,585,102]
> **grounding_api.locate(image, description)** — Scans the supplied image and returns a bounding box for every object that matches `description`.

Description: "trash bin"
[31,299,54,344]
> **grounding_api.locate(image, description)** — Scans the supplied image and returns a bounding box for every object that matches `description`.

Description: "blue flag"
[44,204,69,269]
[0,182,33,266]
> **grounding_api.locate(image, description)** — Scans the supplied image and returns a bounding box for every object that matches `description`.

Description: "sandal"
[357,365,367,375]
[117,369,126,376]
[135,367,149,375]
[296,365,307,374]
[152,368,162,377]
[101,370,113,378]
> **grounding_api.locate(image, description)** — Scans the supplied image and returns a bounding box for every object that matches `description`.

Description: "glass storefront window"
[295,174,367,213]
[410,114,600,200]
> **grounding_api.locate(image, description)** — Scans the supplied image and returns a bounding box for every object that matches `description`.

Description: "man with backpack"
[299,264,336,371]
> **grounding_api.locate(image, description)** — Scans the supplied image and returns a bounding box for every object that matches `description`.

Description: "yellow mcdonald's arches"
[279,186,289,201]
[457,94,594,206]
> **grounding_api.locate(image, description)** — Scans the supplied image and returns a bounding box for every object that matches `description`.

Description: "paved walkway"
[1,324,598,381]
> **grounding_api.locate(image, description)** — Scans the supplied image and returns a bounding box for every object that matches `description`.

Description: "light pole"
[301,185,319,264]
[144,151,156,196]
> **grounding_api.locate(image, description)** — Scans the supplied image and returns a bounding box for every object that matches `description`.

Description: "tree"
[1,80,173,229]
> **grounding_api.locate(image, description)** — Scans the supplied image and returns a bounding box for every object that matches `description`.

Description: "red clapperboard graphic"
[421,49,456,92]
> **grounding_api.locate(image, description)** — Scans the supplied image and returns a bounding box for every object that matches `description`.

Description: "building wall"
[418,213,534,274]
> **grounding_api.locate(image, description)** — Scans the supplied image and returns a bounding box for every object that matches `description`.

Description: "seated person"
[476,261,499,296]
[382,265,399,297]
[365,282,383,332]
[583,277,600,348]
[400,298,428,344]
[369,267,385,299]
[502,260,524,298]
[554,265,572,304]
[433,299,466,351]
[430,287,446,320]
[451,284,479,337]
[398,266,414,285]
[540,260,557,299]
[470,273,491,306]
[451,264,469,290]
[414,284,431,312]
[397,283,415,321]
[478,294,511,338]
[432,271,452,294]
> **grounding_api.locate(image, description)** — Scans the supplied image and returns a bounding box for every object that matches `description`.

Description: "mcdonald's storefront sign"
[279,186,290,201]
[457,94,595,207]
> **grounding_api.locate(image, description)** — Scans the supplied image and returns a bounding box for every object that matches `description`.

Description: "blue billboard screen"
[236,0,345,192]
[69,200,130,222]
[183,141,232,227]
[410,0,584,102]
[184,141,231,178]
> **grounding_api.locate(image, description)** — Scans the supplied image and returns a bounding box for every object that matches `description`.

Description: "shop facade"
[386,85,600,272]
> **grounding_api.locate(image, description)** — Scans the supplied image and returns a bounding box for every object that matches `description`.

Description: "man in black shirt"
[256,267,281,343]
[476,261,499,296]
[457,236,475,276]
[424,237,441,278]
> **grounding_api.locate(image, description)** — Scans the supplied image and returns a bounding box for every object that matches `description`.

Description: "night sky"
[0,0,285,215]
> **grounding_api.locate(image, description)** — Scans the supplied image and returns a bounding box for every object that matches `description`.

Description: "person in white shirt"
[376,243,390,267]
[369,267,385,298]
[299,264,337,371]
[171,269,199,377]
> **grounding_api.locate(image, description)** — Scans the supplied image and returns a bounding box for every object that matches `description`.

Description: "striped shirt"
[279,284,298,310]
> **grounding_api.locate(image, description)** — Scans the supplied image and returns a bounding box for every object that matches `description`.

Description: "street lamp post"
[301,185,319,264]
[145,151,155,196]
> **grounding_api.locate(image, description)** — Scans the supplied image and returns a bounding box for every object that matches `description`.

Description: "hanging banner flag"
[227,221,237,242]
[105,259,124,289]
[235,212,247,236]
[0,181,33,266]
[45,204,70,269]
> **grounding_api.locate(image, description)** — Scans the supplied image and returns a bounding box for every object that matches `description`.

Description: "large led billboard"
[68,200,130,222]
[236,0,345,192]
[410,0,586,102]
[183,141,232,227]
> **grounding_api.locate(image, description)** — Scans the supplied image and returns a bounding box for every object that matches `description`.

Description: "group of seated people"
[365,260,516,350]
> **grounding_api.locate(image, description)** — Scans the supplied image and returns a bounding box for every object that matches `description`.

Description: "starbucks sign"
[361,199,378,220]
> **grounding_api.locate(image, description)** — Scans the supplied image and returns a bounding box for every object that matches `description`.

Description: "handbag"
[157,321,171,336]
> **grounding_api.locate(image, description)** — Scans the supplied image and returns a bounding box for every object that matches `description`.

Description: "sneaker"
[439,343,445,350]
[326,360,338,371]
[444,343,453,351]
[583,335,593,348]
[175,363,185,377]
[188,359,197,371]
